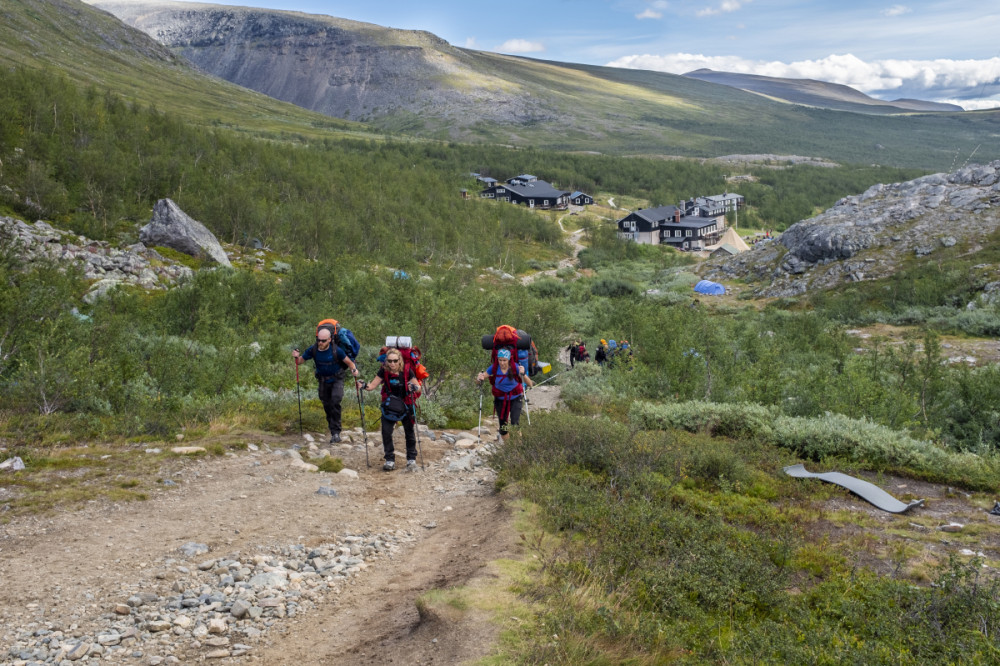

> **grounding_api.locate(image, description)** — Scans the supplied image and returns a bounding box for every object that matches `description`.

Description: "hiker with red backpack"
[293,320,361,443]
[361,347,421,471]
[478,326,535,442]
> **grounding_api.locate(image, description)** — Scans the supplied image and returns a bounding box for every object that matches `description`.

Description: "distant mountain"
[10,0,997,169]
[683,69,963,114]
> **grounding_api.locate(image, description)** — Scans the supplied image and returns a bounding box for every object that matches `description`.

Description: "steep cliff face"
[703,162,1000,297]
[92,1,546,131]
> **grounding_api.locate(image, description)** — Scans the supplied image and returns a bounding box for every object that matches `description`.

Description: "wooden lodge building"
[616,198,733,251]
[480,174,571,210]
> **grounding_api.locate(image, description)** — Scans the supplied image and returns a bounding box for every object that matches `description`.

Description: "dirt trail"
[0,410,551,664]
[520,211,585,285]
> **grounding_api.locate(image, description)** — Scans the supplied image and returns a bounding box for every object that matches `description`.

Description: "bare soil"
[0,421,529,665]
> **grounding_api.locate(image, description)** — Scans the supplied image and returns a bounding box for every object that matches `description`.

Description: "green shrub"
[589,277,638,298]
[528,277,569,299]
[630,400,1000,491]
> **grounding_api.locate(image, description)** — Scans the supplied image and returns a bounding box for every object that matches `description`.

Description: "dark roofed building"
[570,191,594,206]
[481,179,569,210]
[617,204,724,250]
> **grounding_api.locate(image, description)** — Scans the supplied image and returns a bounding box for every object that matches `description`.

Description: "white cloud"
[606,52,1000,108]
[881,5,911,17]
[636,9,663,19]
[697,0,747,17]
[496,39,545,54]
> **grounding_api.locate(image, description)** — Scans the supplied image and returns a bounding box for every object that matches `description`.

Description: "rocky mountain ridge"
[90,0,549,128]
[703,161,1000,298]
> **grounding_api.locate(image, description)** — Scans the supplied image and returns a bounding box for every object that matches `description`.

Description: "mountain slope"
[683,69,963,114]
[0,0,367,138]
[91,0,999,170]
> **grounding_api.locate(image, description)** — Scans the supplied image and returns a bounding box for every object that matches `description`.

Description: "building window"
[498,188,505,194]
[686,230,692,237]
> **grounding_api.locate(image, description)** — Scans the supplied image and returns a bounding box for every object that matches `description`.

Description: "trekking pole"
[355,377,370,468]
[529,371,563,389]
[523,392,531,425]
[476,380,484,447]
[293,351,303,436]
[409,387,425,471]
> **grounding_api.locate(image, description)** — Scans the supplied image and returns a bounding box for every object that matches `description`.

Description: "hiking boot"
[329,433,341,443]
[382,460,395,471]
[406,460,417,471]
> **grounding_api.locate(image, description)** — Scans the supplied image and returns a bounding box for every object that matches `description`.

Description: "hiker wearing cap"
[361,348,420,471]
[293,327,359,443]
[477,348,532,441]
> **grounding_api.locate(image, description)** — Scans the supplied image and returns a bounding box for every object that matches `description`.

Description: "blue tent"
[694,279,726,296]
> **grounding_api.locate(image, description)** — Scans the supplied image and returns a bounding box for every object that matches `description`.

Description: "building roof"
[702,192,744,203]
[501,180,569,199]
[631,205,682,224]
[710,244,740,256]
[570,191,588,198]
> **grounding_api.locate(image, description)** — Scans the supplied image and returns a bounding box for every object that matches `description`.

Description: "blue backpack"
[316,319,361,361]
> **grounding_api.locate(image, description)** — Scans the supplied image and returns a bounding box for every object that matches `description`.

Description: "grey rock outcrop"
[0,217,194,303]
[140,198,231,267]
[704,161,1000,298]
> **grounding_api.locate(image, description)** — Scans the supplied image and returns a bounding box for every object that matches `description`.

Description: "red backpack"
[480,325,532,396]
[379,341,430,401]
[481,325,531,366]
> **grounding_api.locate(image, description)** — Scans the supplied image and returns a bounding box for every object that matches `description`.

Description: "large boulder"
[139,199,231,267]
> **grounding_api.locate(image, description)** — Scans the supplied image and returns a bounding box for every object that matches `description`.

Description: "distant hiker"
[595,340,608,366]
[477,348,532,442]
[607,339,619,368]
[293,325,360,443]
[567,340,579,368]
[577,340,590,363]
[361,348,420,471]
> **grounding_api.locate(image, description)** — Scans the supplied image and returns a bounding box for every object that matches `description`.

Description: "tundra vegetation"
[3,64,1000,662]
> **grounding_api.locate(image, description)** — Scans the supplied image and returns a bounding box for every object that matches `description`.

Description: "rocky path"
[0,403,562,665]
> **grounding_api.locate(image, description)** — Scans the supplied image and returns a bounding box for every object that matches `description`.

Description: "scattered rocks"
[1,423,503,665]
[0,217,194,303]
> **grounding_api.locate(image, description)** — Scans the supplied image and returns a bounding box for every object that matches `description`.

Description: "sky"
[170,0,1000,109]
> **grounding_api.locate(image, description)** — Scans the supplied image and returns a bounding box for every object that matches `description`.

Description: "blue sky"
[161,0,1000,109]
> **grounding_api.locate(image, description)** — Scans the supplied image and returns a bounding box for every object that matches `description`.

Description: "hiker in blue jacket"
[293,327,359,443]
[477,348,533,442]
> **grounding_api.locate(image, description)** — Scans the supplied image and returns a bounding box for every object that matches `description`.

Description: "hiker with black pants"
[293,327,359,443]
[477,348,532,442]
[567,340,579,368]
[361,348,420,471]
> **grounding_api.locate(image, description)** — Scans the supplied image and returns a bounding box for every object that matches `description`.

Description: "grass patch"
[313,457,344,473]
[490,411,1000,663]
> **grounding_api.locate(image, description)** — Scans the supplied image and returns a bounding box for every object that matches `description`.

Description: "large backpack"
[528,341,539,376]
[480,325,531,367]
[316,319,361,361]
[382,336,430,400]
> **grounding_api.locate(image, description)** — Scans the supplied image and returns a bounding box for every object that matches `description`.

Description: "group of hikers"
[566,338,634,369]
[293,321,535,472]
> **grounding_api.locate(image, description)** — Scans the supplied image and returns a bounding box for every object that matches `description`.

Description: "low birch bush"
[630,400,1000,491]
